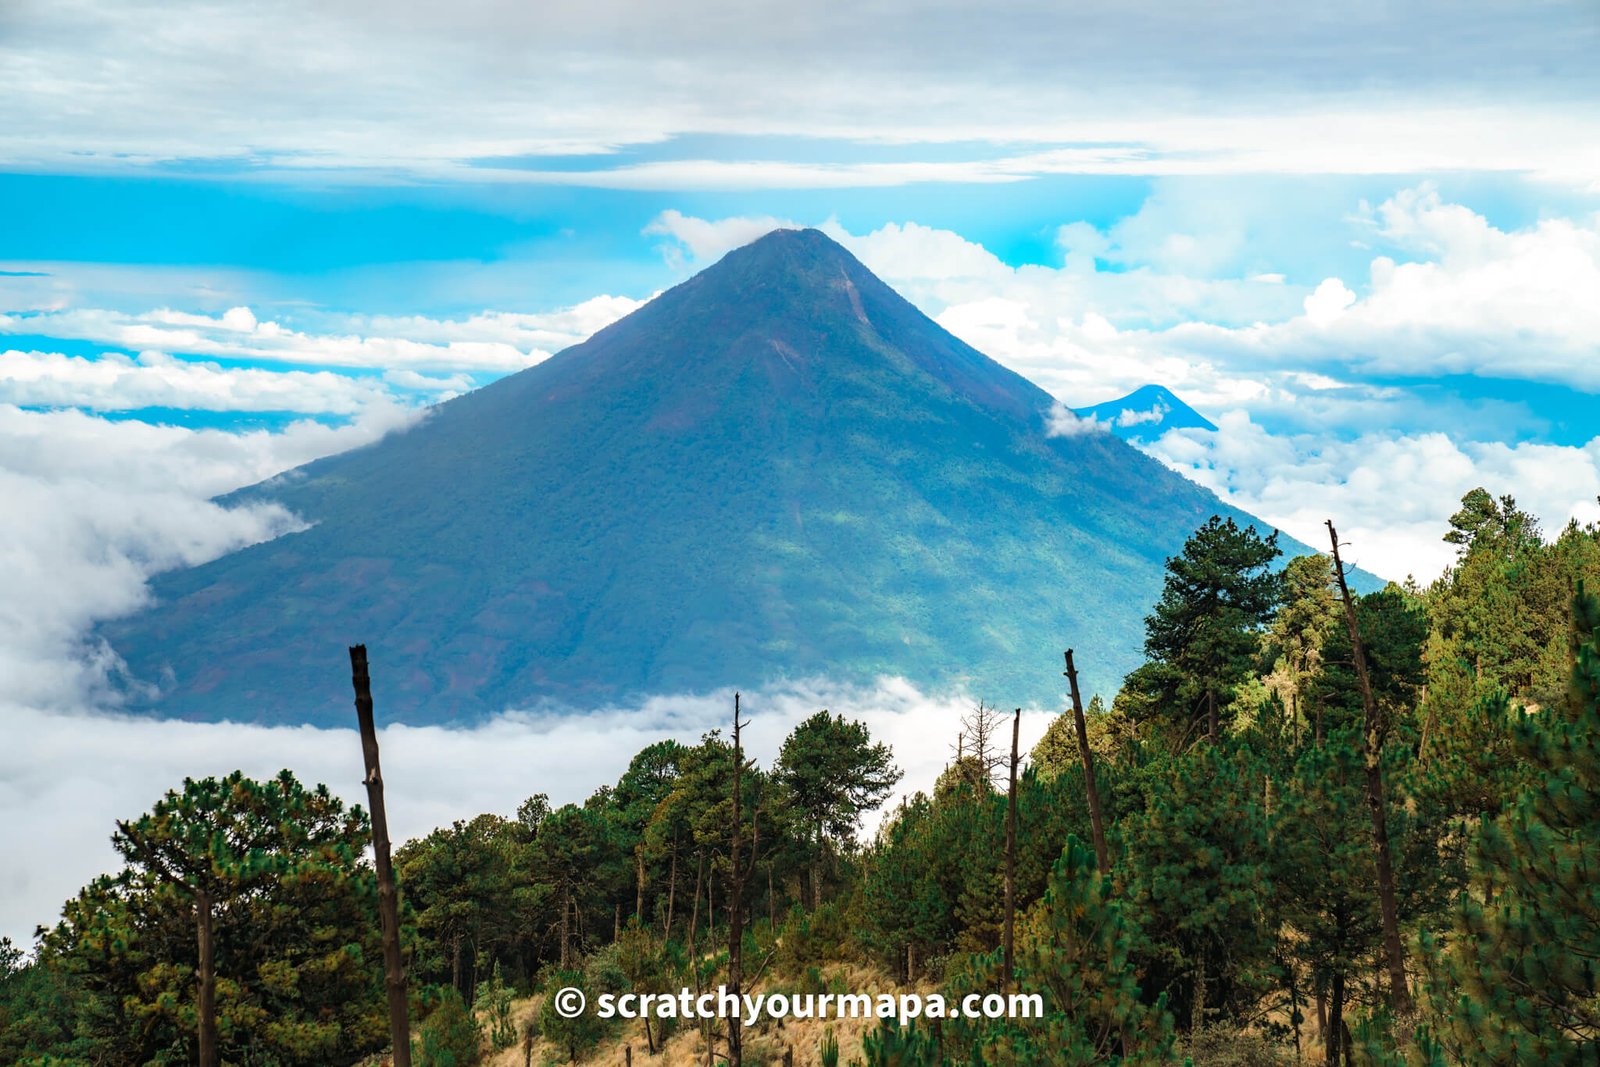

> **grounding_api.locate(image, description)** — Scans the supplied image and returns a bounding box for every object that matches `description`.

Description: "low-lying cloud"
[1,680,1059,948]
[0,404,420,710]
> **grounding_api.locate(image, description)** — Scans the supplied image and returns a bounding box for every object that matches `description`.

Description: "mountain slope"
[103,230,1325,724]
[1073,384,1218,442]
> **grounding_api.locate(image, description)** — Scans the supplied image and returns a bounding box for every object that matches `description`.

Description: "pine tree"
[943,836,1174,1065]
[775,711,901,908]
[1418,583,1600,1062]
[1142,516,1283,742]
[1120,743,1275,1031]
[38,770,387,1066]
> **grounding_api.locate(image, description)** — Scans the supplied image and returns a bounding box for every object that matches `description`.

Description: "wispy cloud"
[1,2,1595,185]
[0,349,395,413]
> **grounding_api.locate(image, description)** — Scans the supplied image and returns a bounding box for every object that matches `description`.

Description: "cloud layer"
[0,680,1058,946]
[1,2,1596,184]
[0,404,419,710]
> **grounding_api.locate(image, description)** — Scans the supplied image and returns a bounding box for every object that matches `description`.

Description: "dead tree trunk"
[1001,708,1020,994]
[1325,521,1414,1016]
[350,645,412,1067]
[728,693,749,1067]
[560,887,573,969]
[1064,650,1111,873]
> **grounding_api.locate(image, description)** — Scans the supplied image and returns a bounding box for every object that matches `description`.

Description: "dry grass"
[484,964,900,1067]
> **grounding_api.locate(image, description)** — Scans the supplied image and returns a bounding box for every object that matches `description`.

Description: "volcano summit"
[103,229,1311,724]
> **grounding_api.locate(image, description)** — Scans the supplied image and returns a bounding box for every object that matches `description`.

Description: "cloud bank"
[0,680,1058,948]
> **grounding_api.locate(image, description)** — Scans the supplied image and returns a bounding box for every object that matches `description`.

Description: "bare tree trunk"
[1001,708,1020,994]
[728,694,748,1067]
[350,645,412,1067]
[1192,950,1208,1035]
[1326,521,1414,1016]
[689,851,704,947]
[1292,687,1302,749]
[1064,650,1111,872]
[1288,957,1303,1063]
[196,888,217,1067]
[666,847,678,938]
[1208,688,1219,742]
[637,847,646,922]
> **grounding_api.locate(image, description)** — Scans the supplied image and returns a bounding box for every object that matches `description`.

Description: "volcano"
[103,229,1323,724]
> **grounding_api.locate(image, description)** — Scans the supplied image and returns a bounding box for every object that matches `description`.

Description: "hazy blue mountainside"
[101,230,1336,725]
[1073,384,1218,442]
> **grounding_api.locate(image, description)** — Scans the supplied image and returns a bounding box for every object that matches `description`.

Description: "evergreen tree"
[1142,516,1284,742]
[36,770,387,1065]
[1417,584,1600,1061]
[1120,743,1275,1030]
[396,813,515,1002]
[776,711,901,906]
[943,836,1174,1065]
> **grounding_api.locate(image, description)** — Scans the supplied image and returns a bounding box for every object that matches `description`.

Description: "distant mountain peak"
[1073,384,1217,442]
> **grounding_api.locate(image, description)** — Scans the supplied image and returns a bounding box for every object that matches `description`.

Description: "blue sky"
[3,0,1600,941]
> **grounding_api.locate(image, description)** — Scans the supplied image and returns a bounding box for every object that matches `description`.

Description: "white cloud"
[0,0,1596,188]
[0,678,1059,947]
[644,190,1600,422]
[644,210,801,268]
[1115,402,1170,428]
[1302,278,1356,326]
[0,404,420,711]
[1146,411,1600,581]
[1044,401,1107,438]
[0,297,643,374]
[0,349,394,413]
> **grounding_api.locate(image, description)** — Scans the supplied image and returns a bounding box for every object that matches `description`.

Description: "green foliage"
[472,961,517,1050]
[1120,744,1274,1027]
[539,968,604,1063]
[32,770,387,1066]
[1415,583,1600,1062]
[397,814,515,1000]
[417,987,482,1067]
[943,835,1174,1065]
[776,710,902,862]
[820,1026,841,1067]
[1141,515,1284,741]
[858,1018,940,1066]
